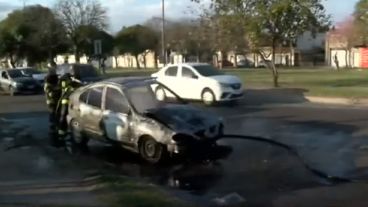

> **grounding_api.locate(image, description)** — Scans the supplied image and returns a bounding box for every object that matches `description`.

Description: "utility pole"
[161,0,166,66]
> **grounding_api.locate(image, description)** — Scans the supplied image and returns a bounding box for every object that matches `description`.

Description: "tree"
[193,0,330,87]
[354,0,368,45]
[115,25,158,69]
[54,0,107,62]
[0,5,69,67]
[332,17,360,68]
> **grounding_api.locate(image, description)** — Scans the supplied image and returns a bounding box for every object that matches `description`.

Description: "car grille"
[195,125,219,138]
[230,93,243,99]
[231,83,241,90]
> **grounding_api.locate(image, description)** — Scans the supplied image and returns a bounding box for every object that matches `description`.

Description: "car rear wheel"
[70,119,89,153]
[155,86,166,102]
[201,89,216,106]
[139,136,165,164]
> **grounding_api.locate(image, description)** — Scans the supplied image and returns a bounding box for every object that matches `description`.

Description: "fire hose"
[212,134,353,184]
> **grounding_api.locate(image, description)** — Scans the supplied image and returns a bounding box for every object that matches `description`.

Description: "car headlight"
[220,83,232,88]
[14,82,23,87]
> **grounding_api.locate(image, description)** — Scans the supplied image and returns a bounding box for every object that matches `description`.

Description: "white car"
[152,63,243,105]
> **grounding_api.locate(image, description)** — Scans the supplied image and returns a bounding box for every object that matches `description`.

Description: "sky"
[0,0,360,32]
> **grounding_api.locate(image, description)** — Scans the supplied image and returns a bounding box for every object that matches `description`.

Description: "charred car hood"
[145,104,221,132]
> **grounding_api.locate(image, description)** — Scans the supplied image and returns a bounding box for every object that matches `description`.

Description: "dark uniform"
[56,73,80,148]
[44,68,61,147]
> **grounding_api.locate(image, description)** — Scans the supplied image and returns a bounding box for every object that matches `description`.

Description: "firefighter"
[44,64,61,147]
[57,72,81,151]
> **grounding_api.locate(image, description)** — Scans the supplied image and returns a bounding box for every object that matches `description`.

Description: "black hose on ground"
[214,134,353,184]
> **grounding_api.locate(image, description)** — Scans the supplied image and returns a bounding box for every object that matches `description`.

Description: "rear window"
[73,65,98,79]
[87,87,103,109]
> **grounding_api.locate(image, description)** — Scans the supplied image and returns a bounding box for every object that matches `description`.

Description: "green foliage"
[0,5,69,67]
[354,0,368,45]
[115,25,159,68]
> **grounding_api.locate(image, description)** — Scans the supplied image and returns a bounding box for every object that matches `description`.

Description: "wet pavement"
[2,93,368,206]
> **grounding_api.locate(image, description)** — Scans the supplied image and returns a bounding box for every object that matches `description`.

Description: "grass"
[99,175,192,207]
[105,67,368,98]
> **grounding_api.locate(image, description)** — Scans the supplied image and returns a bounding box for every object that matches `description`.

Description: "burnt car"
[0,69,42,96]
[67,77,224,163]
[56,63,102,84]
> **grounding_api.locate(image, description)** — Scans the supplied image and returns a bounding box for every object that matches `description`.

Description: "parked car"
[152,63,243,105]
[237,59,255,68]
[56,63,102,84]
[0,69,42,96]
[257,60,272,68]
[67,77,224,163]
[16,67,47,85]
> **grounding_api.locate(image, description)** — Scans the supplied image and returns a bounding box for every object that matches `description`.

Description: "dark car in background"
[16,67,47,85]
[56,64,102,84]
[0,69,42,96]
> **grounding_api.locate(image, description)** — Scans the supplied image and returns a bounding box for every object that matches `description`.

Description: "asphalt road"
[2,92,368,207]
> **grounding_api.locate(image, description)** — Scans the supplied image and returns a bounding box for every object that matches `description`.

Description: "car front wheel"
[139,136,165,164]
[155,86,166,101]
[201,89,216,106]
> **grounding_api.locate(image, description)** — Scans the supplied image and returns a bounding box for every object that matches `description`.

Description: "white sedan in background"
[152,63,244,105]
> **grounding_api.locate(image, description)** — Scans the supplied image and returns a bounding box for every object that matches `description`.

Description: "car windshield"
[21,68,41,75]
[125,84,161,114]
[192,65,224,77]
[7,70,25,78]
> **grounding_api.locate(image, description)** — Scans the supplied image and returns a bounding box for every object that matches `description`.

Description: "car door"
[82,86,105,137]
[179,66,202,100]
[102,86,131,143]
[158,66,179,96]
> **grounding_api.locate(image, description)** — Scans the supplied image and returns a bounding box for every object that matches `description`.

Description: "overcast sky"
[0,0,360,32]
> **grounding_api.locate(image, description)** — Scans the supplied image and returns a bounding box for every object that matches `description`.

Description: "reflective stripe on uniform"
[61,81,67,88]
[58,130,67,135]
[48,92,53,97]
[61,99,69,104]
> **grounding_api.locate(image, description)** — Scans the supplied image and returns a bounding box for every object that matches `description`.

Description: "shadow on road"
[243,88,309,106]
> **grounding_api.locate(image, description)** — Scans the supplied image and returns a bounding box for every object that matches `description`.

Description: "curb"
[306,96,368,107]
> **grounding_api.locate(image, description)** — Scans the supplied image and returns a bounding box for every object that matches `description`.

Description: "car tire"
[9,86,15,96]
[201,89,216,106]
[139,136,165,164]
[155,86,167,102]
[70,119,89,153]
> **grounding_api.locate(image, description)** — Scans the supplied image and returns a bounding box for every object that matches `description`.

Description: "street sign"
[94,40,102,55]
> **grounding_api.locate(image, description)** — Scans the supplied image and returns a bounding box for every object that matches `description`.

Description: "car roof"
[101,76,156,88]
[166,62,210,67]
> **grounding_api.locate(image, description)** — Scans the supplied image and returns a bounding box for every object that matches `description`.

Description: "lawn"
[105,68,368,98]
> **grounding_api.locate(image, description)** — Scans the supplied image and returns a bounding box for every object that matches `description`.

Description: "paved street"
[2,91,368,206]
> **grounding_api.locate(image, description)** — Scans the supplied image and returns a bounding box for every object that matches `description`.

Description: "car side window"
[1,72,8,79]
[105,87,130,114]
[79,91,89,104]
[182,67,196,79]
[86,87,103,109]
[165,66,178,77]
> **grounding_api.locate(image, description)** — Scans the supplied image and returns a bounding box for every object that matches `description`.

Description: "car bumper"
[15,85,42,94]
[217,90,244,101]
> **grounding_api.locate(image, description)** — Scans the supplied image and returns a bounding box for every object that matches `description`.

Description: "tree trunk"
[234,54,238,68]
[154,51,158,69]
[135,55,140,69]
[345,49,348,69]
[114,56,119,68]
[143,53,147,69]
[271,39,279,87]
[9,55,16,68]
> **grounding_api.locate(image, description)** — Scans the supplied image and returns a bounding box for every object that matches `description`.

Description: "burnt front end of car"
[168,123,224,157]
